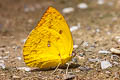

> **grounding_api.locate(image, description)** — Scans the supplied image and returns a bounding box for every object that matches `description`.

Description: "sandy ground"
[0,0,120,80]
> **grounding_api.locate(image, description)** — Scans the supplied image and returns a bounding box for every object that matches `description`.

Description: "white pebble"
[77,23,81,28]
[0,56,2,59]
[5,51,10,54]
[115,36,120,39]
[73,45,78,48]
[16,57,22,60]
[98,50,111,54]
[107,31,111,35]
[101,61,112,69]
[62,7,74,13]
[3,56,9,59]
[0,63,5,69]
[0,60,5,69]
[70,26,78,32]
[97,0,104,5]
[17,67,31,71]
[96,28,100,32]
[88,58,100,62]
[13,75,20,79]
[113,61,119,65]
[105,71,111,74]
[117,39,120,44]
[77,3,88,9]
[28,19,33,23]
[0,60,4,63]
[82,42,89,47]
[110,48,120,54]
[24,6,35,12]
[70,23,80,32]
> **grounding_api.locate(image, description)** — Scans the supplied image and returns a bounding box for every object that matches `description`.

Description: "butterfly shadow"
[30,63,80,72]
[59,63,80,69]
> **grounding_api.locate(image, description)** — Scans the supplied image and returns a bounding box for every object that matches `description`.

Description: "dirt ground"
[0,0,120,80]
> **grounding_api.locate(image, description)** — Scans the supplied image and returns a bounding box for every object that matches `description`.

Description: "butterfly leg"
[51,63,60,74]
[66,63,70,75]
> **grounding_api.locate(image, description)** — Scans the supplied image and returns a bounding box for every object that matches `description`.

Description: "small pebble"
[0,63,6,69]
[117,39,120,44]
[73,45,78,48]
[96,28,100,32]
[88,58,100,62]
[98,50,111,54]
[77,23,81,28]
[72,57,77,63]
[78,53,84,57]
[64,72,76,80]
[97,0,104,5]
[82,42,89,47]
[111,55,119,60]
[24,7,29,12]
[62,7,74,14]
[0,48,5,51]
[3,56,9,59]
[70,23,80,32]
[105,71,111,74]
[17,67,31,71]
[5,51,9,54]
[112,17,118,21]
[77,3,88,9]
[13,75,20,79]
[115,36,120,39]
[113,36,120,44]
[0,73,5,76]
[110,48,120,54]
[0,56,2,59]
[113,61,119,65]
[16,57,22,60]
[101,61,112,69]
[0,60,4,63]
[79,66,91,71]
[28,19,33,23]
[107,31,111,35]
[24,6,35,12]
[70,26,78,32]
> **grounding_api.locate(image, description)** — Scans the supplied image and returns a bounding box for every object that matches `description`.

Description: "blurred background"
[0,0,120,80]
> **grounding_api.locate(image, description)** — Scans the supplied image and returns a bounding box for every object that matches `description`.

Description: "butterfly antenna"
[74,41,84,54]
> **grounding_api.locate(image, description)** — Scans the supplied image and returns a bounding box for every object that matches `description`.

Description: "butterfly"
[23,6,74,69]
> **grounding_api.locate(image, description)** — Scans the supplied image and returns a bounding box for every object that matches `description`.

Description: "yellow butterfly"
[23,6,74,69]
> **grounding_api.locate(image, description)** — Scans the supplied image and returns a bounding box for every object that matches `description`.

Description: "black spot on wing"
[59,30,63,34]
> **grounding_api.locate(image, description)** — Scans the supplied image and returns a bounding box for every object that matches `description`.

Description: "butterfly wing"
[23,7,73,69]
